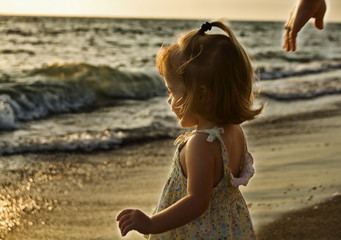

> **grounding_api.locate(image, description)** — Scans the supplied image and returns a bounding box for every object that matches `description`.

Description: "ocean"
[0,15,341,155]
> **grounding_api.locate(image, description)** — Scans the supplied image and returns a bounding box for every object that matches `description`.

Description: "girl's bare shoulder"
[186,132,221,158]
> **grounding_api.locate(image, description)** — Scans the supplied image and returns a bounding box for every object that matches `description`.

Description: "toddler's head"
[157,21,262,125]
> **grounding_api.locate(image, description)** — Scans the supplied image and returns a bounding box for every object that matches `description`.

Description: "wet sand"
[1,102,341,239]
[257,195,341,240]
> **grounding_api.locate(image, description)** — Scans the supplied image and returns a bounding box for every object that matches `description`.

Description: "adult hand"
[284,0,326,52]
[116,209,152,236]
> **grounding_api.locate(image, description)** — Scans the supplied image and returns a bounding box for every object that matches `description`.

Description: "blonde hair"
[157,21,263,125]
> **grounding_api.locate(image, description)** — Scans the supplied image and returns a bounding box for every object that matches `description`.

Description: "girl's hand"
[116,209,152,236]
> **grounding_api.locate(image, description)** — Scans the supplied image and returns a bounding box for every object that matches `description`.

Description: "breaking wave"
[0,63,166,130]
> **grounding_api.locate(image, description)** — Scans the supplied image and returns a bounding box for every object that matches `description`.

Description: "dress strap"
[173,127,255,187]
[195,127,224,143]
[196,127,255,187]
[195,127,231,177]
[174,130,195,146]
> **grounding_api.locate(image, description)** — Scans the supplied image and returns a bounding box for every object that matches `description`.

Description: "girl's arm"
[116,133,216,236]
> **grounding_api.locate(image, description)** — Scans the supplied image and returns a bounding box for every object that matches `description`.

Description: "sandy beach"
[1,97,341,240]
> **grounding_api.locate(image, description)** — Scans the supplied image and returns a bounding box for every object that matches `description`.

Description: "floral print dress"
[146,127,256,240]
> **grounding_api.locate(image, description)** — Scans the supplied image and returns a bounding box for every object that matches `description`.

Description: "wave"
[0,121,181,156]
[2,60,340,130]
[29,62,166,99]
[1,49,35,55]
[262,88,341,101]
[260,73,341,101]
[0,63,166,130]
[257,62,341,80]
[5,29,33,37]
[0,82,95,130]
[254,50,325,63]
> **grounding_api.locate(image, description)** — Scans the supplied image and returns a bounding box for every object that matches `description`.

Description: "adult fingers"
[314,17,324,30]
[284,26,295,51]
[284,28,289,51]
[314,0,326,29]
[283,22,291,51]
[283,6,296,51]
[289,29,297,52]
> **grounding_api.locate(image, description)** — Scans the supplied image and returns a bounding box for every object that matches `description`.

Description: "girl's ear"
[199,85,210,103]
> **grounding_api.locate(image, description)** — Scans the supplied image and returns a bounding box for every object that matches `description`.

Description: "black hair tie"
[201,22,212,32]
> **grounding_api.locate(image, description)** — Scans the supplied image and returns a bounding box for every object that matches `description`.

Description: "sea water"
[0,16,341,155]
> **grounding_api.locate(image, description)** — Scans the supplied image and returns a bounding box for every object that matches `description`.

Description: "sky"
[0,0,340,22]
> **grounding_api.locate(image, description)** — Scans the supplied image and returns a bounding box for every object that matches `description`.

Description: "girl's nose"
[167,96,172,105]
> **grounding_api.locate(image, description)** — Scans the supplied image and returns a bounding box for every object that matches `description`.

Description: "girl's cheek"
[167,96,172,105]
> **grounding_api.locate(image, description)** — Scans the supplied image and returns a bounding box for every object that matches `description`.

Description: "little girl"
[117,21,263,239]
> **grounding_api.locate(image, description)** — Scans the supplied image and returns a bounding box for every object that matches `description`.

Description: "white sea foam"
[0,96,17,130]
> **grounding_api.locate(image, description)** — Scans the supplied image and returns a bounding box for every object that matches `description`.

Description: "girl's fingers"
[120,220,133,236]
[116,209,133,221]
[116,209,150,236]
[118,214,132,229]
[122,223,134,236]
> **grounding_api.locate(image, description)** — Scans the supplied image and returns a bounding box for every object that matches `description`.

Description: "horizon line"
[1,12,340,24]
[0,12,288,23]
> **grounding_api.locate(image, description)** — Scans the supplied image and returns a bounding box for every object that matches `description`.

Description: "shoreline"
[1,104,341,239]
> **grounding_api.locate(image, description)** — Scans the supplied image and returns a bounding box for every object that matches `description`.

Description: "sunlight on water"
[0,192,42,238]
